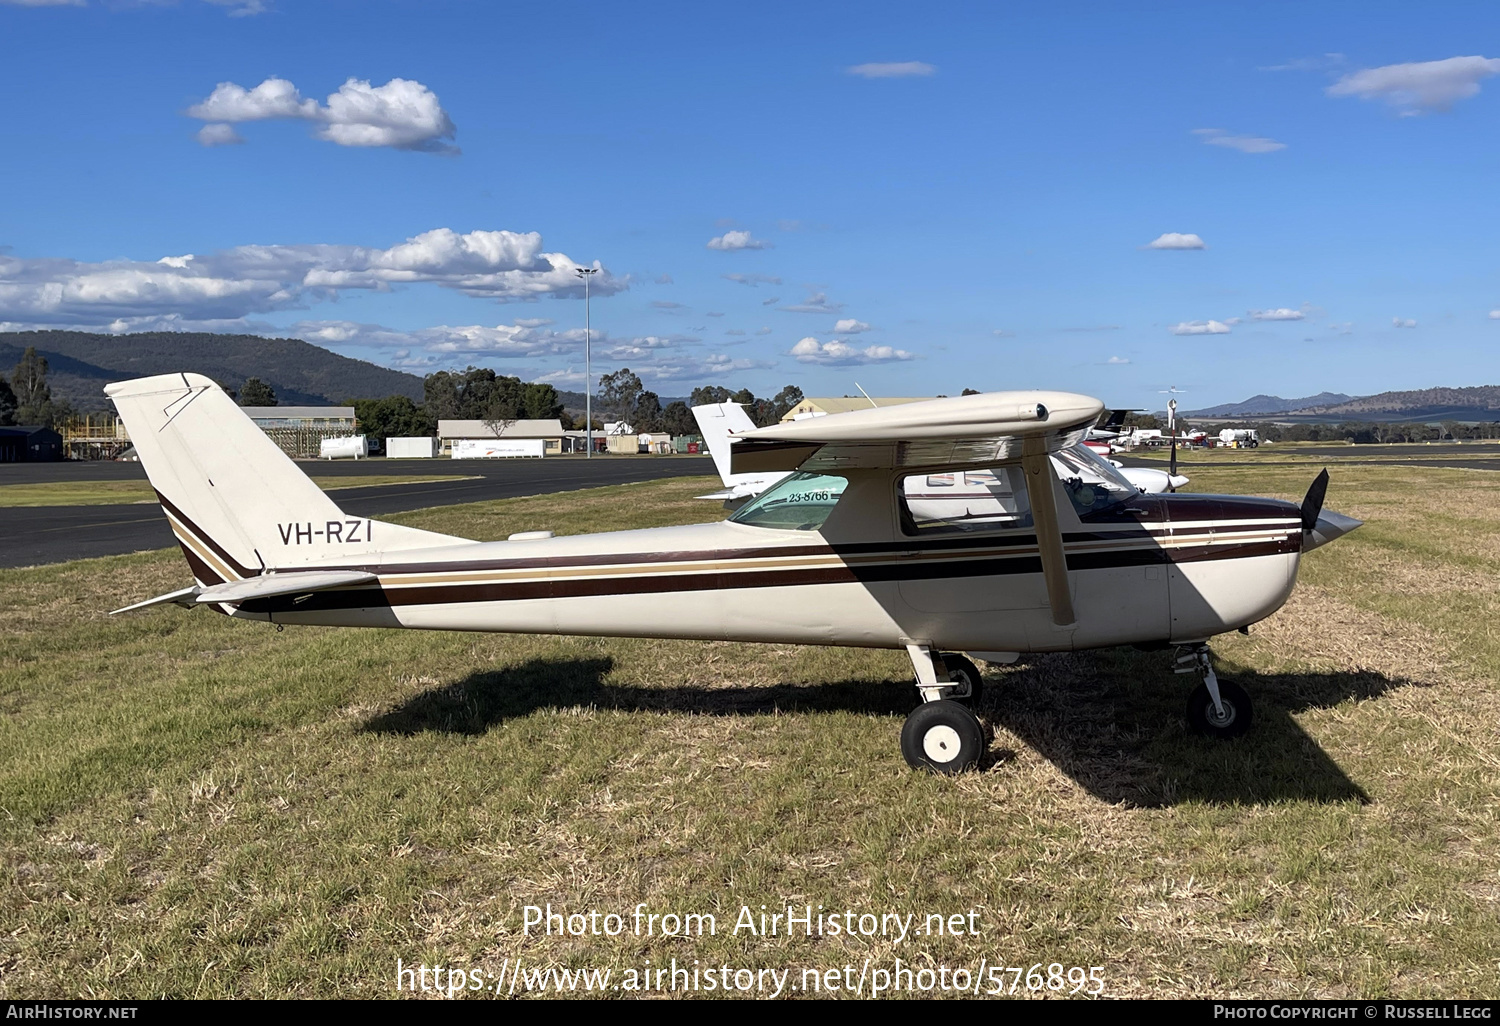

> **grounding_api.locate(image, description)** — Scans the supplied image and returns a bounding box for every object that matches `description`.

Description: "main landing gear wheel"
[901,700,984,774]
[939,653,983,707]
[1186,678,1253,739]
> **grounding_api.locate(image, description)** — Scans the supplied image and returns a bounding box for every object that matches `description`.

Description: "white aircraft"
[692,402,1188,501]
[109,374,1360,773]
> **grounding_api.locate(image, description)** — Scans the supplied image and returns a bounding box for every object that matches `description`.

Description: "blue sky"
[1,0,1497,408]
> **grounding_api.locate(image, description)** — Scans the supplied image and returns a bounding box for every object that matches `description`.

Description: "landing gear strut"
[901,645,985,773]
[1175,644,1253,738]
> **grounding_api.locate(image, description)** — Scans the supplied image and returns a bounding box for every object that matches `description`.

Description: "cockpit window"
[898,466,1034,535]
[729,472,848,531]
[1051,446,1136,516]
[897,445,1137,535]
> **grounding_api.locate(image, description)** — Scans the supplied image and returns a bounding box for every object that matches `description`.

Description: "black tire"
[901,700,985,774]
[1186,678,1253,739]
[939,653,984,707]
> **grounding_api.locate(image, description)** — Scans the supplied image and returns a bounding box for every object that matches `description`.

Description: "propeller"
[1300,468,1329,533]
[1166,397,1179,491]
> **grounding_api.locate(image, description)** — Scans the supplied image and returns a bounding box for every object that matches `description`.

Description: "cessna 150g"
[108,373,1361,774]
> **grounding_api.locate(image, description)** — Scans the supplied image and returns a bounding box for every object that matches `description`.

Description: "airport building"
[241,406,358,459]
[0,424,64,462]
[437,419,568,457]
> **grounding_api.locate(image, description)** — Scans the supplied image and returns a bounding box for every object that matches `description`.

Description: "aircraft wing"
[728,390,1105,475]
[112,569,378,615]
[728,390,1104,628]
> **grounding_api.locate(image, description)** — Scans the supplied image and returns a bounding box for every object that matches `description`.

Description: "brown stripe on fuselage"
[154,491,257,579]
[238,528,1299,615]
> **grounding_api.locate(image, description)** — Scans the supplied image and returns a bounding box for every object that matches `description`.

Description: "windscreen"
[1051,445,1137,515]
[728,472,848,531]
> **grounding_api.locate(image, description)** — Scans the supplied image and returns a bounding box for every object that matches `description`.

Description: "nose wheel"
[1176,645,1253,738]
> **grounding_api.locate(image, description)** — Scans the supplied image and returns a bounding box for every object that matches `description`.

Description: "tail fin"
[690,402,757,485]
[107,373,469,583]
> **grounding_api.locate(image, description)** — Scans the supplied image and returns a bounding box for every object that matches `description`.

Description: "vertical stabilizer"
[107,373,468,583]
[690,402,757,484]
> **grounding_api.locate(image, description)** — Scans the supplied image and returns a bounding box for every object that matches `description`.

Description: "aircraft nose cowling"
[1305,510,1363,551]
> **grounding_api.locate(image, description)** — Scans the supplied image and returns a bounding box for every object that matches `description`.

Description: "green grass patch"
[1,468,1498,998]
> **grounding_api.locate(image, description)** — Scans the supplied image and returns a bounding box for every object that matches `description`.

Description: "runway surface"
[0,456,715,568]
[1114,441,1500,473]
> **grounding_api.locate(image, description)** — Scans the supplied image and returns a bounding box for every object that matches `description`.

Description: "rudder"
[107,373,468,582]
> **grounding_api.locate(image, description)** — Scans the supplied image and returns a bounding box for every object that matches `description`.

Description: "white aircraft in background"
[692,402,1187,503]
[110,374,1359,774]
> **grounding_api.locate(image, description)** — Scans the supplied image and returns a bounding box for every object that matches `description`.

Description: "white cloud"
[1106,356,1130,364]
[1328,56,1500,114]
[187,76,457,153]
[196,123,245,147]
[992,329,1014,338]
[203,0,271,13]
[1192,128,1286,154]
[0,228,622,332]
[706,230,769,251]
[780,291,843,314]
[187,77,319,122]
[789,337,914,365]
[289,319,594,358]
[1145,233,1206,250]
[847,62,936,78]
[754,326,772,335]
[1259,54,1345,73]
[318,78,456,151]
[723,272,782,286]
[640,353,776,382]
[1489,310,1500,319]
[654,274,673,284]
[514,317,554,328]
[833,318,871,334]
[1393,317,1417,328]
[1169,320,1233,335]
[1249,307,1306,321]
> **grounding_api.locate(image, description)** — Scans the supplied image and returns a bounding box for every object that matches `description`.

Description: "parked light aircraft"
[692,402,1188,503]
[109,374,1360,773]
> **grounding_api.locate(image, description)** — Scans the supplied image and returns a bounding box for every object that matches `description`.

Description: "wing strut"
[1021,446,1076,627]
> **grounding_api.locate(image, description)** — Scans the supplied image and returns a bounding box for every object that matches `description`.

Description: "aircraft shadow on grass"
[363,651,1417,809]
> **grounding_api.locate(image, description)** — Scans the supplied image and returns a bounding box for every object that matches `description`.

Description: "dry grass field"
[1,466,1497,999]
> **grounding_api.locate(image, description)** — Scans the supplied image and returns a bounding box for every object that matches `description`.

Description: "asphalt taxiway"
[0,456,715,568]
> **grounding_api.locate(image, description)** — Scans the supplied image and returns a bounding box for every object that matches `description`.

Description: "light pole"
[576,267,598,457]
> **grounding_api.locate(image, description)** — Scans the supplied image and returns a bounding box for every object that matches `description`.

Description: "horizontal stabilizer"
[111,570,378,615]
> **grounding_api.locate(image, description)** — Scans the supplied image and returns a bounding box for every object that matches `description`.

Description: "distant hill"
[1186,385,1500,424]
[1299,385,1500,420]
[0,331,426,412]
[1184,392,1356,418]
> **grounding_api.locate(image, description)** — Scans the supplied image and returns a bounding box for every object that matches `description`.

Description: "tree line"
[0,347,72,428]
[595,369,803,435]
